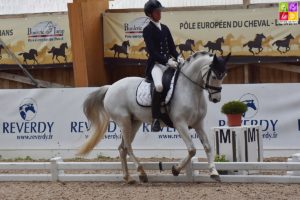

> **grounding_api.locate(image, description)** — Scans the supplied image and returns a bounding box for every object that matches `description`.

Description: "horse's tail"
[109,44,116,51]
[78,85,110,156]
[242,42,248,47]
[18,53,24,55]
[48,47,54,53]
[203,42,209,47]
[272,41,276,46]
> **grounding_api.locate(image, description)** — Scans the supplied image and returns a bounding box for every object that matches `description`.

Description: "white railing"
[0,157,300,183]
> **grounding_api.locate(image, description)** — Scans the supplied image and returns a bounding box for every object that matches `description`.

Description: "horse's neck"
[181,59,206,87]
[61,46,66,52]
[255,37,262,42]
[122,44,127,49]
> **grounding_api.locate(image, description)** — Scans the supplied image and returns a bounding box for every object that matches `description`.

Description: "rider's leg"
[151,64,166,132]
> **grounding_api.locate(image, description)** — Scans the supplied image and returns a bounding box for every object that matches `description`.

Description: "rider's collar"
[150,20,161,30]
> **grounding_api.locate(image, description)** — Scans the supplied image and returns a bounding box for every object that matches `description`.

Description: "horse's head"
[123,40,130,47]
[217,37,224,44]
[61,43,68,49]
[29,49,38,57]
[181,51,230,103]
[257,33,266,40]
[187,39,195,47]
[285,34,294,40]
[202,53,230,103]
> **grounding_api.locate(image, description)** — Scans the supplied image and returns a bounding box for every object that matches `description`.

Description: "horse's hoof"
[172,165,180,176]
[139,174,148,183]
[127,179,136,185]
[123,176,136,184]
[210,174,221,182]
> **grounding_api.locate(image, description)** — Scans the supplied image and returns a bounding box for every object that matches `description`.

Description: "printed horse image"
[224,34,245,51]
[272,34,294,54]
[194,40,204,51]
[110,40,130,58]
[130,41,144,54]
[204,37,224,55]
[138,46,149,57]
[79,51,231,184]
[18,49,38,65]
[0,44,4,60]
[242,100,257,117]
[48,43,68,63]
[176,39,195,58]
[262,35,274,51]
[243,33,266,55]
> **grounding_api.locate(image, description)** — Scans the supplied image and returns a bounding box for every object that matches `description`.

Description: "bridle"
[179,63,225,95]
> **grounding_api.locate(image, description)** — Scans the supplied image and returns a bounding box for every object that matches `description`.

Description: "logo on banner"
[239,93,259,119]
[27,21,65,42]
[19,98,38,121]
[124,17,150,39]
[278,2,298,25]
[0,97,55,140]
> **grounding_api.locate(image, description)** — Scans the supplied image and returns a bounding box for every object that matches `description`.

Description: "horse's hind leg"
[194,123,220,182]
[118,118,146,183]
[118,138,132,183]
[249,48,255,55]
[127,120,147,182]
[172,121,196,176]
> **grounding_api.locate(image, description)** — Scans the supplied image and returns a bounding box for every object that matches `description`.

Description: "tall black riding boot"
[151,90,162,132]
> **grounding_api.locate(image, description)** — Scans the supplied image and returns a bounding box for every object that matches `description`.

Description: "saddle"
[136,68,180,128]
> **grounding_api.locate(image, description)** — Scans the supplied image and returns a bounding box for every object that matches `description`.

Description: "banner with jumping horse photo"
[103,6,300,66]
[0,13,72,70]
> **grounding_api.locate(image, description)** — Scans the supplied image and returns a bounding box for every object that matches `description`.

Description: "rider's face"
[151,9,161,22]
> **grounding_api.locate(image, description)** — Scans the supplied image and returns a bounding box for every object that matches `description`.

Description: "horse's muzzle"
[212,98,219,103]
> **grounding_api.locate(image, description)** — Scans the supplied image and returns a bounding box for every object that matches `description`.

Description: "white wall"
[0,0,289,15]
[0,0,73,15]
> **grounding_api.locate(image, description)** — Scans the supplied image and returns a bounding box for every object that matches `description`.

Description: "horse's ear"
[225,52,231,63]
[213,54,218,64]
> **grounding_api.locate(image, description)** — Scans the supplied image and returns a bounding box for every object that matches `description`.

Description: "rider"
[143,0,184,132]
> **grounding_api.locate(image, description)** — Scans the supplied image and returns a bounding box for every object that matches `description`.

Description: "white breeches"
[151,64,168,92]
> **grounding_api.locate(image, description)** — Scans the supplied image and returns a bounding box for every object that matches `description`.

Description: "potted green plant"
[214,154,229,175]
[221,100,247,126]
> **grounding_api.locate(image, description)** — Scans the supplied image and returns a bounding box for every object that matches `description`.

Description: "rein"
[179,63,223,94]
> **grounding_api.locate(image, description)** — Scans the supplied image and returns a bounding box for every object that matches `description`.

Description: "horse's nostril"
[212,99,218,103]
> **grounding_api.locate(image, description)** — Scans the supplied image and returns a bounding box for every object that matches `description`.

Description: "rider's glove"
[177,55,185,65]
[167,58,178,68]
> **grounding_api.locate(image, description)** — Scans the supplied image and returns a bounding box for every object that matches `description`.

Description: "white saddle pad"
[136,76,176,107]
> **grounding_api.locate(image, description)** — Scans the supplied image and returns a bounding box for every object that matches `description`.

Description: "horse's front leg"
[194,124,220,182]
[172,122,196,176]
[56,56,60,63]
[64,55,67,63]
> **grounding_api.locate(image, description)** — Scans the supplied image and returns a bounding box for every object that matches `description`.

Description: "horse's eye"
[212,76,217,80]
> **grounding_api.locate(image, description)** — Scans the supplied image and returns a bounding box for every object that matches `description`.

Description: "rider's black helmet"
[144,0,163,17]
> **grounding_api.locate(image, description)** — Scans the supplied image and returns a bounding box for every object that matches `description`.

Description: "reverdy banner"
[0,13,72,70]
[103,7,300,65]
